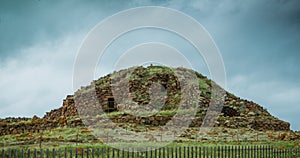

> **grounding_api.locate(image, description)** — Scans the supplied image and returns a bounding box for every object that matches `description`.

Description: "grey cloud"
[0,33,83,118]
[0,0,299,130]
[0,0,131,59]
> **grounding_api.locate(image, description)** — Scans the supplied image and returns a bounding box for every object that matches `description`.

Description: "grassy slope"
[1,126,299,150]
[1,66,297,150]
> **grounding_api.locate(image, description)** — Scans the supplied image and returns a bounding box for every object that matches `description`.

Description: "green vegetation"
[1,124,300,150]
[103,109,195,118]
[1,65,299,158]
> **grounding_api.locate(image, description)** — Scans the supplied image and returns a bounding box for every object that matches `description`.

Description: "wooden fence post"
[233,145,235,158]
[39,132,43,149]
[27,149,30,158]
[76,132,79,146]
[197,146,200,158]
[33,149,36,158]
[75,148,78,158]
[107,147,110,158]
[39,148,42,158]
[207,146,210,158]
[2,144,296,158]
[63,148,66,158]
[186,146,189,158]
[8,149,11,158]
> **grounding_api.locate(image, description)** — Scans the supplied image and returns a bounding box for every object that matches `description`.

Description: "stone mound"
[0,66,291,136]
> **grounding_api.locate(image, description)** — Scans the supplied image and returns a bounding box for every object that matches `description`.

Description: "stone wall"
[0,117,83,136]
[43,95,77,120]
[0,66,292,136]
[0,112,290,136]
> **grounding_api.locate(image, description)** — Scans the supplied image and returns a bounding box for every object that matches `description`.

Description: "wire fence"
[1,145,300,158]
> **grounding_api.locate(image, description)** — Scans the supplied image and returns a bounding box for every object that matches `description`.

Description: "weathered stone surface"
[0,66,292,136]
[221,106,240,117]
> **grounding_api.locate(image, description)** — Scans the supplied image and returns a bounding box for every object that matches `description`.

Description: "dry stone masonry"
[0,66,292,137]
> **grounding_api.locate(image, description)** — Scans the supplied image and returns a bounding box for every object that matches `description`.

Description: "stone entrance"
[107,97,115,112]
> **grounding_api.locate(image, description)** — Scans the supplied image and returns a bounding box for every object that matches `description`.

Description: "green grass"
[2,123,300,150]
[1,128,299,158]
[2,140,300,153]
[102,109,195,118]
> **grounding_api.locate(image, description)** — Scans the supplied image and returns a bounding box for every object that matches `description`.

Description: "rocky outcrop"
[43,95,77,120]
[0,66,292,136]
[0,117,83,136]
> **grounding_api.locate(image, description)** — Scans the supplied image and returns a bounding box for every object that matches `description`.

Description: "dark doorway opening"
[107,98,115,112]
[221,106,240,117]
[161,83,167,91]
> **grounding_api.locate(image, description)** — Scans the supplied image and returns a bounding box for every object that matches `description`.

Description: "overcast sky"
[0,0,299,130]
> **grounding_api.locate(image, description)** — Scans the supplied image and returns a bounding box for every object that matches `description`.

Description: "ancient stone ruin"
[0,66,293,137]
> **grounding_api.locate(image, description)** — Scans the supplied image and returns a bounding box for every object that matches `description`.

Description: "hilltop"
[1,66,299,147]
[44,66,290,131]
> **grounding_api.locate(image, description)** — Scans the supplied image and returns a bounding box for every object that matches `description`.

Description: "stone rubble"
[0,66,293,139]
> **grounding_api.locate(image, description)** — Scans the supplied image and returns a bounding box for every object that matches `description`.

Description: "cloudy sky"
[0,0,299,130]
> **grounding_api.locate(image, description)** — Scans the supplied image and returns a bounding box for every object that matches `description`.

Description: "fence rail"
[1,145,300,158]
